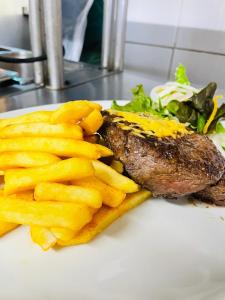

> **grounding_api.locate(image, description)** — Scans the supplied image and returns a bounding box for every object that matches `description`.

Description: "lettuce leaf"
[197,115,206,133]
[112,84,158,115]
[216,122,225,133]
[189,82,216,116]
[167,100,198,125]
[175,64,190,85]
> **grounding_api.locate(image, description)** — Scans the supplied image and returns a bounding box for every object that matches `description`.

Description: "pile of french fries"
[0,101,151,250]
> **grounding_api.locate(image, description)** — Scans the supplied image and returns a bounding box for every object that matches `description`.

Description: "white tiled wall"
[178,0,225,30]
[127,0,182,26]
[125,43,172,81]
[125,0,225,88]
[127,0,225,33]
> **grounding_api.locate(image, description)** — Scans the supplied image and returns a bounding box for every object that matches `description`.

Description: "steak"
[194,173,225,206]
[101,112,225,198]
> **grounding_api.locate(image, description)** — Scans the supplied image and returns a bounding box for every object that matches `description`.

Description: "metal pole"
[43,0,64,90]
[29,0,44,85]
[113,0,128,71]
[101,0,115,69]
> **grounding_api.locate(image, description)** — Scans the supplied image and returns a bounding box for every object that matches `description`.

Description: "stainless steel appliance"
[0,0,128,94]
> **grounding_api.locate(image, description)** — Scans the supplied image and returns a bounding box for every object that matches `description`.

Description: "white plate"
[0,101,225,300]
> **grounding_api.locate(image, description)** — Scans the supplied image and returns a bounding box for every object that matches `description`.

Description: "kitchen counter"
[0,70,161,112]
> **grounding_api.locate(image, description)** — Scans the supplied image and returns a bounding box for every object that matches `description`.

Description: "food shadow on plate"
[165,195,215,209]
[102,217,130,238]
[164,196,190,206]
[54,218,130,251]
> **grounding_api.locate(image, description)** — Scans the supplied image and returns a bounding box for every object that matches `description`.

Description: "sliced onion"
[150,82,199,105]
[166,82,199,93]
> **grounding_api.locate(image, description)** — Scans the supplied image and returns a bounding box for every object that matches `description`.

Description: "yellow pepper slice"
[203,95,222,134]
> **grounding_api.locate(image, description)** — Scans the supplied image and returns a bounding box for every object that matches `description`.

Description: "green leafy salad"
[112,64,225,135]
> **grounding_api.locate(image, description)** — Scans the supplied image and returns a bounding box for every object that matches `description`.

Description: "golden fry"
[0,137,108,159]
[110,160,124,174]
[58,190,151,246]
[0,190,34,201]
[95,144,113,157]
[51,101,101,124]
[0,152,60,169]
[0,197,93,230]
[0,123,83,139]
[92,160,139,193]
[51,227,75,242]
[80,109,103,135]
[0,111,52,129]
[4,157,94,194]
[9,191,34,201]
[0,222,19,237]
[34,182,102,208]
[30,226,57,251]
[0,191,34,237]
[72,176,126,208]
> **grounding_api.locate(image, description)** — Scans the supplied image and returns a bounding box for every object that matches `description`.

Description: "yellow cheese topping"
[108,110,191,138]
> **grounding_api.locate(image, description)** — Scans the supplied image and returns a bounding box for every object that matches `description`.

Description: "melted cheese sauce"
[108,110,191,138]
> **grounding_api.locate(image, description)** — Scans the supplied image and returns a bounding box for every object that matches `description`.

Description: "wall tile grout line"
[167,0,184,80]
[125,41,225,58]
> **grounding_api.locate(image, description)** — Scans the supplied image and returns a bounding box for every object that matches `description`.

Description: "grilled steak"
[194,173,225,206]
[101,111,225,198]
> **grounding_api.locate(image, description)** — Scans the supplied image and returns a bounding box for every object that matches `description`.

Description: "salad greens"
[175,64,190,85]
[111,65,225,134]
[111,85,152,113]
[166,82,217,131]
[197,115,206,133]
[111,84,167,117]
[216,122,225,133]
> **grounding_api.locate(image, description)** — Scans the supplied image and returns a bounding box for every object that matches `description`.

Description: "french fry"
[110,160,124,174]
[51,227,75,242]
[0,222,19,237]
[72,176,126,208]
[0,137,111,159]
[51,101,101,124]
[0,152,60,169]
[80,109,103,135]
[0,123,83,139]
[4,157,94,194]
[0,197,93,230]
[95,144,113,157]
[0,191,34,237]
[58,190,151,246]
[0,190,34,200]
[92,160,139,193]
[34,182,102,208]
[30,226,57,251]
[0,111,52,129]
[9,191,34,201]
